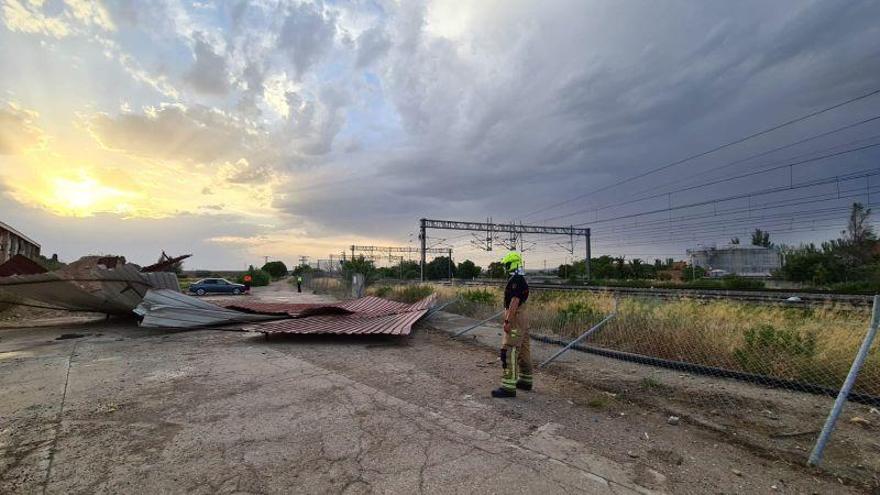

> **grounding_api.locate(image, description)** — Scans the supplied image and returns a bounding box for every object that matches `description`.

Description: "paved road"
[1,285,659,494]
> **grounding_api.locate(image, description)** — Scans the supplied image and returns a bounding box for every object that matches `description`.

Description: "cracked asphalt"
[0,283,866,494]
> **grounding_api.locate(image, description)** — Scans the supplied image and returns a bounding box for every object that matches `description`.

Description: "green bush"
[237,266,271,287]
[555,301,602,327]
[395,285,435,303]
[461,289,496,305]
[261,261,289,279]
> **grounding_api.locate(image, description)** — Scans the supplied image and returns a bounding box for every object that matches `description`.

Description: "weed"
[641,377,663,390]
[461,289,496,305]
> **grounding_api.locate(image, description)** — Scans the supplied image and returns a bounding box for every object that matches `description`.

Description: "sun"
[49,175,128,216]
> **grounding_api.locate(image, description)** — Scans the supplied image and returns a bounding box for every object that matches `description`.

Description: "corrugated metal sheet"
[221,301,351,317]
[247,308,430,336]
[0,256,183,314]
[245,295,437,336]
[135,289,280,328]
[142,272,182,291]
[0,264,152,314]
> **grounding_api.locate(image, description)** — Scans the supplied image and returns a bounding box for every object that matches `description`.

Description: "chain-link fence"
[302,272,353,300]
[389,283,880,486]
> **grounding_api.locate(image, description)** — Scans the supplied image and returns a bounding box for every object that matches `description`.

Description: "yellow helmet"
[501,251,523,273]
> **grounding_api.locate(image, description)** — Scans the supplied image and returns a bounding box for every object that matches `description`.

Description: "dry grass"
[378,284,880,396]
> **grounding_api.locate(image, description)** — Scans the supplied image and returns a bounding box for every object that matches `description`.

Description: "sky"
[1,0,880,270]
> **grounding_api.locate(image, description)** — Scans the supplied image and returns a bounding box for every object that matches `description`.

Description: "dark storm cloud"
[342,0,880,231]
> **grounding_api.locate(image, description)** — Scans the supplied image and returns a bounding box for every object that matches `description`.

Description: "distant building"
[686,244,781,278]
[0,220,41,264]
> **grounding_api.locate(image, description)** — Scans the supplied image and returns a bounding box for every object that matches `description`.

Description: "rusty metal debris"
[141,252,192,273]
[135,290,436,335]
[242,295,436,336]
[0,255,181,314]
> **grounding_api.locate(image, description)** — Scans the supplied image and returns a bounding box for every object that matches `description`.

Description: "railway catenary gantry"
[418,218,591,281]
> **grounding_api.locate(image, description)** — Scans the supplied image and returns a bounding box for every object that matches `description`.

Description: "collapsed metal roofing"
[135,290,436,335]
[0,256,181,314]
[242,296,436,336]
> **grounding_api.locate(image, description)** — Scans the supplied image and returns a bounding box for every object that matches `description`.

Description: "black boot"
[491,387,516,398]
[516,381,533,391]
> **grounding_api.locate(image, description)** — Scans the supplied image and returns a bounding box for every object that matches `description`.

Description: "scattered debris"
[140,252,192,273]
[135,290,437,336]
[0,256,181,315]
[96,402,121,413]
[134,289,279,328]
[850,416,871,427]
[248,296,436,336]
[627,451,640,458]
[731,469,743,477]
[667,416,680,425]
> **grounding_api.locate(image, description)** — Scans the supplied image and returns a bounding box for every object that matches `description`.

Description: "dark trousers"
[297,283,302,293]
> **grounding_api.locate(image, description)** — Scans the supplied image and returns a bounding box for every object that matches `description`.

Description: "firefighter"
[296,275,303,293]
[491,251,532,398]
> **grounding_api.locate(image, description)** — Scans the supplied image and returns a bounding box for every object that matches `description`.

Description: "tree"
[36,253,66,271]
[779,204,878,285]
[683,264,707,281]
[341,256,377,284]
[425,256,456,280]
[456,260,481,279]
[751,229,772,248]
[398,260,421,279]
[292,264,312,276]
[628,258,644,279]
[237,265,270,286]
[261,261,289,279]
[841,202,877,265]
[487,262,507,279]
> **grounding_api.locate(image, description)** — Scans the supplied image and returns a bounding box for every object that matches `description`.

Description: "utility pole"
[447,248,453,280]
[585,228,591,282]
[263,256,270,265]
[420,218,427,282]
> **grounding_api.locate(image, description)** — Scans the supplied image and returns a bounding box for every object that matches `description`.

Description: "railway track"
[435,280,874,308]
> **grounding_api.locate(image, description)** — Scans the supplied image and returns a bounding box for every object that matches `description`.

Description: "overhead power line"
[543,141,880,223]
[564,121,880,222]
[518,86,880,220]
[574,168,880,227]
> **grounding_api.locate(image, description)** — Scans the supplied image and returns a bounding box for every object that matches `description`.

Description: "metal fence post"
[808,294,880,467]
[453,310,505,337]
[539,304,617,368]
[425,297,460,318]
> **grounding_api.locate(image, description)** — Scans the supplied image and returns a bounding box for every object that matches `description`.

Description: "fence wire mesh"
[303,273,353,300]
[372,282,880,485]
